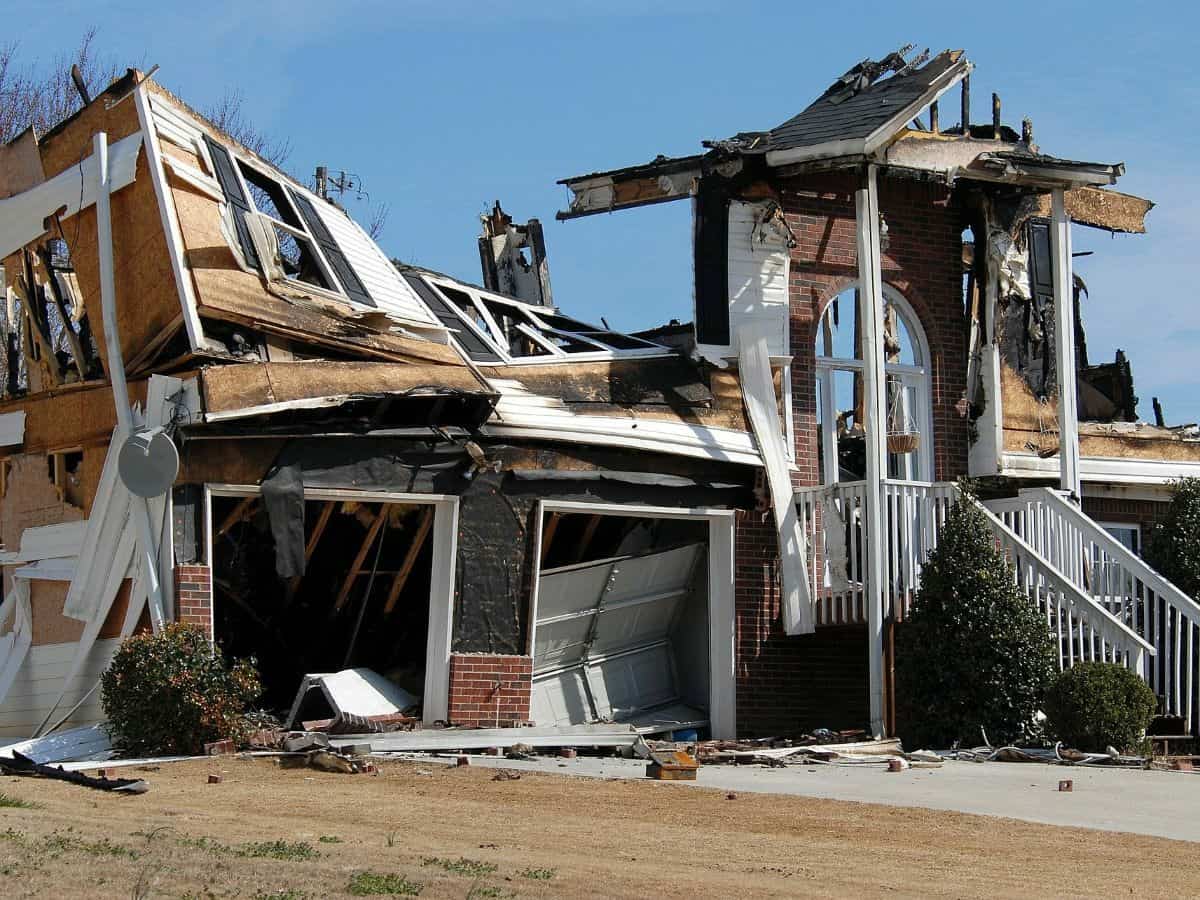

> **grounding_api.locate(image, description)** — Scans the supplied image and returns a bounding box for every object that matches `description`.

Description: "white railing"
[795,480,1154,680]
[795,479,954,624]
[988,488,1198,735]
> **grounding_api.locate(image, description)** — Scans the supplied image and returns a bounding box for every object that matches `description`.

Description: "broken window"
[47,448,84,508]
[406,274,666,365]
[204,135,374,307]
[0,245,101,399]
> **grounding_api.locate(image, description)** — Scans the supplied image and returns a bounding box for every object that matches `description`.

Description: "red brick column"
[175,565,213,638]
[447,653,532,727]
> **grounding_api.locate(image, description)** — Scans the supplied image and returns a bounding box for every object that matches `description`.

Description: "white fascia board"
[0,131,142,260]
[204,394,354,423]
[135,84,219,354]
[480,419,762,466]
[766,137,867,168]
[999,450,1200,486]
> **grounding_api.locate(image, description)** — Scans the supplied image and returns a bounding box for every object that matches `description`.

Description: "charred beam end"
[992,93,1001,140]
[930,100,939,134]
[961,73,970,132]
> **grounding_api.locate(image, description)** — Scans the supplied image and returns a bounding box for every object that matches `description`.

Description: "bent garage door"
[529,541,711,733]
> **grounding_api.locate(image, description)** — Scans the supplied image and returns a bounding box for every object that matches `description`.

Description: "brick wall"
[734,509,870,735]
[447,653,532,727]
[782,171,970,486]
[175,564,213,638]
[1081,495,1169,541]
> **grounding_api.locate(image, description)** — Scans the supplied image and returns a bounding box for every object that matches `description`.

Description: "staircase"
[988,489,1200,737]
[795,481,1195,735]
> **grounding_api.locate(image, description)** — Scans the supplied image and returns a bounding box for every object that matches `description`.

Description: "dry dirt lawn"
[0,756,1197,899]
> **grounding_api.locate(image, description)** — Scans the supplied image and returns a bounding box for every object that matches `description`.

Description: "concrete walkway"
[423,753,1200,843]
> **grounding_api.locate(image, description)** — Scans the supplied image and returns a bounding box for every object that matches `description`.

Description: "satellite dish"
[118,428,179,498]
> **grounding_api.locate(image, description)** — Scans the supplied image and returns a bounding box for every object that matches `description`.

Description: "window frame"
[814,285,935,484]
[417,274,674,366]
[227,155,351,305]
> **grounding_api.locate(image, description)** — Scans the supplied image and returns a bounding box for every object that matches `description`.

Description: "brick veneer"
[1081,495,1169,541]
[447,653,532,727]
[175,564,213,638]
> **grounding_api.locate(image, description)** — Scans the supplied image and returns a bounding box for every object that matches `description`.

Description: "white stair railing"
[795,480,1153,679]
[988,488,1199,735]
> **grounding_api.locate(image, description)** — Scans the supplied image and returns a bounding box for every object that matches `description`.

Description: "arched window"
[814,285,933,484]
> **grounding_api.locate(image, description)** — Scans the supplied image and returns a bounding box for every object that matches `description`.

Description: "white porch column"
[1050,188,1081,501]
[854,165,889,738]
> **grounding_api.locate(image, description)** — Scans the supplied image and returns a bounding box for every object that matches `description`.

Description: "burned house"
[0,48,1198,746]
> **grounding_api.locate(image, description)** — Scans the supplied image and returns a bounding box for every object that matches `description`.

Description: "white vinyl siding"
[0,638,119,737]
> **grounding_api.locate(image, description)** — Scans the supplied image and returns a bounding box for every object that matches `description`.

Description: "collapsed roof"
[558,46,1152,232]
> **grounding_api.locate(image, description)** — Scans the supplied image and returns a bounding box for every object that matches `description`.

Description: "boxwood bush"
[897,489,1058,748]
[101,623,261,755]
[1044,662,1157,753]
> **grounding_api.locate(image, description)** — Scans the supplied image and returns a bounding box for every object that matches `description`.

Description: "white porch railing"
[988,488,1199,735]
[794,479,1153,679]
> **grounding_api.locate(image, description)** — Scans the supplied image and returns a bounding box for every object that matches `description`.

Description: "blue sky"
[10,1,1200,422]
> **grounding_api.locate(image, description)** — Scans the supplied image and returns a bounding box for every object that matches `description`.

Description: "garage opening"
[531,509,716,736]
[210,496,434,717]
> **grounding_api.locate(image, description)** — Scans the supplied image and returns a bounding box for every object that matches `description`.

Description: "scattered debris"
[0,750,148,793]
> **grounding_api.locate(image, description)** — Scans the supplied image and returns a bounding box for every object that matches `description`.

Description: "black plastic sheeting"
[260,462,306,578]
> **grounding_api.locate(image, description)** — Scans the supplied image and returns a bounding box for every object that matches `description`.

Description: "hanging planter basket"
[887,432,921,454]
[885,383,921,454]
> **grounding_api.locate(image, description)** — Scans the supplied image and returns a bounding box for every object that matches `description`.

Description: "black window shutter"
[1028,220,1054,299]
[694,181,731,346]
[401,274,501,362]
[287,189,375,307]
[202,135,260,270]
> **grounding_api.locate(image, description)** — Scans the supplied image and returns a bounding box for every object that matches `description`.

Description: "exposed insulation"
[199,361,490,416]
[1029,187,1153,234]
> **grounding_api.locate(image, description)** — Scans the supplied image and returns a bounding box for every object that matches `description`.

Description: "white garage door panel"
[530,669,591,727]
[589,646,677,719]
[590,599,680,655]
[531,617,591,673]
[530,541,706,727]
[537,564,613,616]
[604,545,700,604]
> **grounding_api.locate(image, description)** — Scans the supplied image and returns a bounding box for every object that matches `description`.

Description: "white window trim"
[814,285,935,484]
[1097,520,1142,552]
[204,484,460,725]
[229,156,355,307]
[420,274,675,366]
[529,500,737,739]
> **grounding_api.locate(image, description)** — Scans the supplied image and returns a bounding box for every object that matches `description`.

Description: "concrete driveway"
[433,753,1200,843]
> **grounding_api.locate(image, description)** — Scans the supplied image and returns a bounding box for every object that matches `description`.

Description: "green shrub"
[1044,662,1156,753]
[101,623,261,755]
[1145,477,1200,600]
[897,490,1058,748]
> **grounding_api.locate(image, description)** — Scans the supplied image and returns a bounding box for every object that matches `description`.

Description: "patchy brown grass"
[0,756,1196,898]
